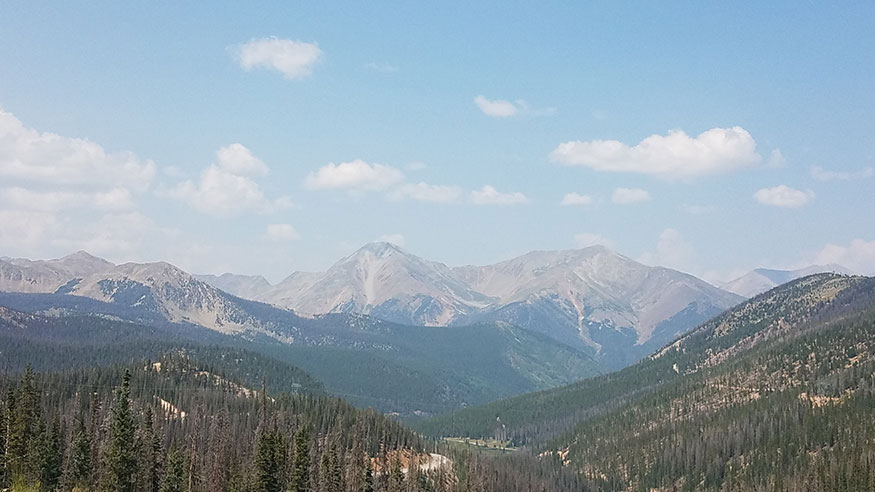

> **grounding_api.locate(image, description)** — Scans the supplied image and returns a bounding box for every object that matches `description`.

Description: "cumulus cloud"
[376,233,406,247]
[574,232,614,249]
[387,182,462,203]
[0,109,155,193]
[809,238,875,274]
[168,144,291,216]
[550,127,761,179]
[474,96,520,117]
[638,228,698,274]
[469,185,529,205]
[810,165,874,182]
[216,143,269,176]
[304,160,404,192]
[561,192,594,206]
[233,37,322,80]
[265,223,300,241]
[611,187,650,204]
[753,185,814,208]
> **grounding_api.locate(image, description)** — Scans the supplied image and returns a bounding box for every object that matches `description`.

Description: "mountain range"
[3,244,851,375]
[197,242,744,368]
[0,250,602,414]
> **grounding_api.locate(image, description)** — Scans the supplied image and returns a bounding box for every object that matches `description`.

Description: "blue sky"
[1,2,873,282]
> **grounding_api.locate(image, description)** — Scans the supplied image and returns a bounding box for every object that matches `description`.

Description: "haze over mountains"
[195,242,743,367]
[720,264,853,297]
[1,243,852,371]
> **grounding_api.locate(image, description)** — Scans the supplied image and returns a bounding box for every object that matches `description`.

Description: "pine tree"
[39,416,63,492]
[70,415,93,490]
[103,370,138,492]
[362,460,375,492]
[206,413,230,492]
[138,406,162,492]
[160,447,185,492]
[254,428,281,492]
[289,426,310,492]
[7,366,40,482]
[388,455,404,492]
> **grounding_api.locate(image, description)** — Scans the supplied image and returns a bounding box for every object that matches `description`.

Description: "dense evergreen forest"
[419,274,875,491]
[0,340,584,491]
[5,274,875,491]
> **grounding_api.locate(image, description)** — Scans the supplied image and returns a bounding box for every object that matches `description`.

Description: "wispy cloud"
[611,187,650,204]
[574,232,614,249]
[810,165,874,181]
[474,95,555,118]
[388,182,462,203]
[469,185,529,205]
[265,223,300,241]
[376,233,406,247]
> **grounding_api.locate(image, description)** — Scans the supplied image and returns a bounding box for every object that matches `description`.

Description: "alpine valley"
[0,242,749,413]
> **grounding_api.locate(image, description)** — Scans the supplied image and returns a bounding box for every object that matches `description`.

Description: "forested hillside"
[419,274,875,491]
[0,362,586,492]
[0,296,600,416]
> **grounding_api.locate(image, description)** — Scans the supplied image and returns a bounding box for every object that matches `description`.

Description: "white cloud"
[611,187,650,204]
[474,96,520,117]
[304,160,404,192]
[265,223,300,241]
[809,238,875,274]
[469,185,529,205]
[0,109,155,192]
[638,228,698,274]
[1,187,134,212]
[753,185,814,208]
[387,182,462,203]
[561,192,594,206]
[168,144,291,216]
[0,209,57,248]
[810,165,874,181]
[216,143,269,176]
[473,96,554,118]
[550,127,761,179]
[233,37,322,80]
[376,233,406,247]
[573,232,614,249]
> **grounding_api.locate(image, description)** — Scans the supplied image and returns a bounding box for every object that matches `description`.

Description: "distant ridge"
[721,264,853,297]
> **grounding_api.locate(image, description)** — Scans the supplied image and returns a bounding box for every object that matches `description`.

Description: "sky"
[1,2,874,283]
